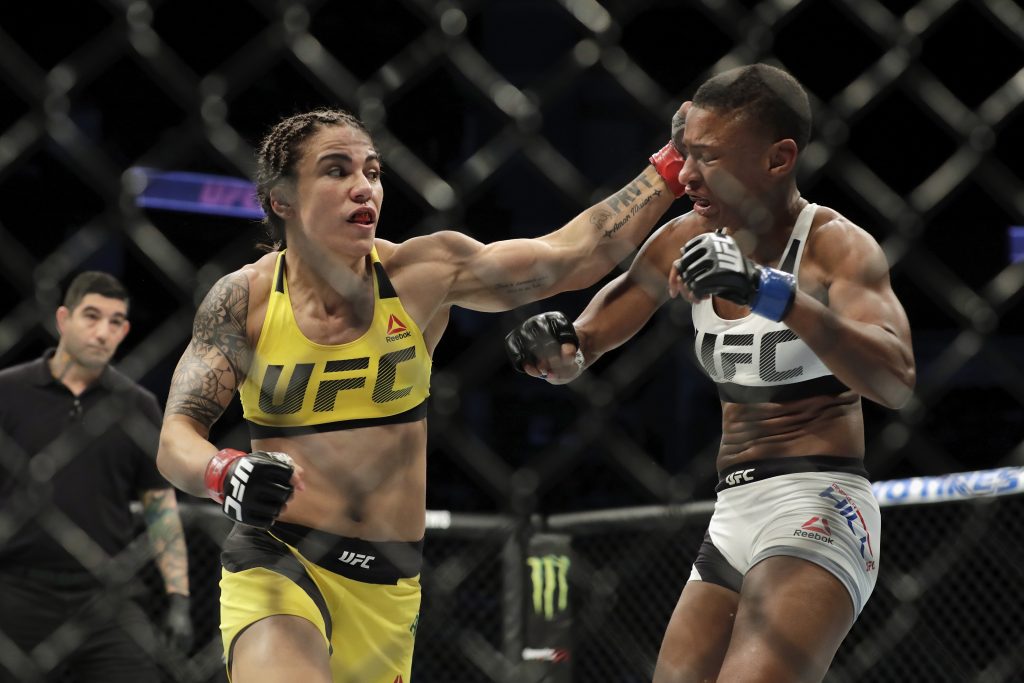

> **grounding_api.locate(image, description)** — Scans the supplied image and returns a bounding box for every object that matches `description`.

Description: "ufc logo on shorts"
[223,458,254,522]
[339,551,375,569]
[710,234,743,269]
[724,468,755,486]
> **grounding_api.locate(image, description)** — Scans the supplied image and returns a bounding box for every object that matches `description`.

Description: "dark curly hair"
[693,64,811,150]
[255,108,374,250]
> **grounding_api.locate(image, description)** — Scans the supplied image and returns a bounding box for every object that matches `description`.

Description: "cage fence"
[0,0,1022,681]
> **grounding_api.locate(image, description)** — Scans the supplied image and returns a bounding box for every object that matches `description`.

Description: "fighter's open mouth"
[349,208,375,225]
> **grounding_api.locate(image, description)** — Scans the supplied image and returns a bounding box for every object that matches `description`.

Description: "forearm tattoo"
[600,172,661,239]
[165,272,252,428]
[142,490,189,595]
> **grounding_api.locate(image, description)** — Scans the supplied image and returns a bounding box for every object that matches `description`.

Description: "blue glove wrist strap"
[751,267,796,321]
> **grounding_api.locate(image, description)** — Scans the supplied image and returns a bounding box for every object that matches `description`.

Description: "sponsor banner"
[524,533,572,682]
[129,167,264,219]
[872,467,1024,507]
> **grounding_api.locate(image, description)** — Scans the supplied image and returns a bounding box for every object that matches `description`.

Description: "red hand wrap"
[204,448,246,503]
[650,142,686,198]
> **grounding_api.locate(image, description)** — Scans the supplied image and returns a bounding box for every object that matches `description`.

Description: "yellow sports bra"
[240,248,431,438]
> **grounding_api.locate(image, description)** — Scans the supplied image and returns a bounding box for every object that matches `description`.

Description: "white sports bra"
[690,203,849,403]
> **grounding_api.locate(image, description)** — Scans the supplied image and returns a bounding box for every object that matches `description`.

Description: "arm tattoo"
[142,489,189,596]
[491,276,548,295]
[165,272,252,428]
[590,209,612,232]
[600,172,661,238]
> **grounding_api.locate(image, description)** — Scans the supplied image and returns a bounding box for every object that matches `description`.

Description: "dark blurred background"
[0,0,1021,518]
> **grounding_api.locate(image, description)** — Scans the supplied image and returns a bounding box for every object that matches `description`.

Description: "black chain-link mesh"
[0,0,1022,680]
[564,497,1024,683]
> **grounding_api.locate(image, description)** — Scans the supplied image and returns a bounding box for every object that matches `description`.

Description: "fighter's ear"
[768,139,798,175]
[269,186,295,219]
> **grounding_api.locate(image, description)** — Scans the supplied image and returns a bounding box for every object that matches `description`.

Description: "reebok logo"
[794,516,834,544]
[801,516,833,535]
[393,676,404,683]
[386,314,412,342]
[338,551,375,569]
[387,314,407,335]
[724,468,754,486]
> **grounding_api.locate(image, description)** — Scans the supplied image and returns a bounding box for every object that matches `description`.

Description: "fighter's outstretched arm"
[505,215,697,384]
[439,161,679,312]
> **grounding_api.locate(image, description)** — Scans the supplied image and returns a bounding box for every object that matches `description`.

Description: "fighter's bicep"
[443,232,562,309]
[165,340,238,425]
[828,275,910,342]
[165,273,252,426]
[825,235,910,340]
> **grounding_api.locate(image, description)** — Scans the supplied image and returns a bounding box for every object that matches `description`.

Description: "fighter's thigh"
[718,555,854,683]
[232,615,332,683]
[653,580,739,683]
[220,566,332,682]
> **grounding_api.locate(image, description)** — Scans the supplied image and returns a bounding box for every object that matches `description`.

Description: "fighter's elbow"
[875,364,916,410]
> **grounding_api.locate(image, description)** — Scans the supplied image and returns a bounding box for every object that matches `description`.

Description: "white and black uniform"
[688,203,881,615]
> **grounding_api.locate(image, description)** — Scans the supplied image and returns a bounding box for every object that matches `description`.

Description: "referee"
[0,271,192,682]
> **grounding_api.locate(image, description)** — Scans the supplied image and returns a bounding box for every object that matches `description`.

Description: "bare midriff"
[716,391,864,472]
[253,418,428,542]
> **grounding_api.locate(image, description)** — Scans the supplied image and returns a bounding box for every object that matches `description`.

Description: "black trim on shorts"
[693,531,744,593]
[270,522,423,585]
[221,523,333,649]
[246,401,427,438]
[716,456,868,493]
[715,375,849,403]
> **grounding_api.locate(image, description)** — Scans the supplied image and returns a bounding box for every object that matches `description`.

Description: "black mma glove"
[505,311,583,373]
[678,231,796,321]
[163,593,194,653]
[204,448,295,528]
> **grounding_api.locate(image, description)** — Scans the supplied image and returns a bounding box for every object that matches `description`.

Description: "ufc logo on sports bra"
[697,330,804,382]
[257,347,416,414]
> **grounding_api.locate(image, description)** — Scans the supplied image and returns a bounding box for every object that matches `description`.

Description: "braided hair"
[255,108,373,250]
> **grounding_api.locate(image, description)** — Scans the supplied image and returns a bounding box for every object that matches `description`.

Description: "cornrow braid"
[255,108,373,250]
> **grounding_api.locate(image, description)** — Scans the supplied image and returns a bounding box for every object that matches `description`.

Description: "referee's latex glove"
[163,593,193,653]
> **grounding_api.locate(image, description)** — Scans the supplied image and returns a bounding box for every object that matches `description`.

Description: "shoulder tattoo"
[166,272,252,427]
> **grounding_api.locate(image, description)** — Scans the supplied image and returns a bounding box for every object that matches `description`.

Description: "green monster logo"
[527,554,570,620]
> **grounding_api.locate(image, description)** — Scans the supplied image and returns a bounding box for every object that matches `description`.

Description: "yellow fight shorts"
[219,522,423,683]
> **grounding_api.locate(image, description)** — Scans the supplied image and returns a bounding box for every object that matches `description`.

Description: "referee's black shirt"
[0,349,168,575]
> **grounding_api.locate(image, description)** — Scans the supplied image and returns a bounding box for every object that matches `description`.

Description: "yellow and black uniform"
[239,248,431,437]
[220,249,429,682]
